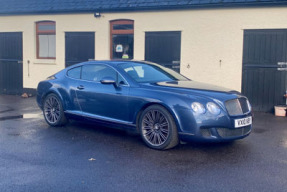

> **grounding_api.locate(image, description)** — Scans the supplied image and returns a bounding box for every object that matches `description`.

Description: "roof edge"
[1,2,287,16]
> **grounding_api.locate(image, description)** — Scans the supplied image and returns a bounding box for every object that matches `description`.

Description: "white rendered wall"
[0,7,287,90]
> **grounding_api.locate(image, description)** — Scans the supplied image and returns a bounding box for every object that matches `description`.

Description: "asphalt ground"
[0,95,286,192]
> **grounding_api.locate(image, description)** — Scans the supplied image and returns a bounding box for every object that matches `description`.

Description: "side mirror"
[100,77,116,85]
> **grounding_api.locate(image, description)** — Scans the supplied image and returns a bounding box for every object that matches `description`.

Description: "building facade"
[0,0,287,112]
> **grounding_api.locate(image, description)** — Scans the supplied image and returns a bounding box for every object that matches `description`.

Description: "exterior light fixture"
[94,12,101,18]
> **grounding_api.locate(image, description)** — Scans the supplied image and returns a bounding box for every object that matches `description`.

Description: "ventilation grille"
[200,128,211,138]
[217,126,251,138]
[225,97,250,116]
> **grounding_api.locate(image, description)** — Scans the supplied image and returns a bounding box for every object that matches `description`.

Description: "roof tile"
[0,0,287,15]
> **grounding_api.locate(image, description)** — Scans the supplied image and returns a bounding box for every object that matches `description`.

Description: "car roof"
[64,60,162,72]
[79,60,156,67]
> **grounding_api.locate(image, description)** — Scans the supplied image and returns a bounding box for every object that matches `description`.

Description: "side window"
[82,65,117,82]
[36,21,56,59]
[67,67,81,79]
[82,65,104,81]
[81,64,128,85]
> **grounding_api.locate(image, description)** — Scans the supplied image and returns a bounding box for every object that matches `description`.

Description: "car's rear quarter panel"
[37,73,81,112]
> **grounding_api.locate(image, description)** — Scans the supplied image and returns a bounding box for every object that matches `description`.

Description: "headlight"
[191,102,206,114]
[206,102,221,115]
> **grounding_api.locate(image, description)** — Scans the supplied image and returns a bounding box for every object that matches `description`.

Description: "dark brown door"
[0,32,23,95]
[145,31,181,72]
[65,32,95,67]
[242,29,287,112]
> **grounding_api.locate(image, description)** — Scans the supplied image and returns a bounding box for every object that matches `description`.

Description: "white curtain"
[39,35,55,58]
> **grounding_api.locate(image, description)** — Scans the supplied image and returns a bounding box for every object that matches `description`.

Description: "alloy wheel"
[141,110,170,147]
[44,95,61,124]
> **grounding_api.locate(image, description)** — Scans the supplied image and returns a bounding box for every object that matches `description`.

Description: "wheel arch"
[135,102,181,133]
[41,89,66,110]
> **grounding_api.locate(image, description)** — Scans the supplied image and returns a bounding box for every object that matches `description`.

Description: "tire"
[43,93,68,126]
[139,105,179,150]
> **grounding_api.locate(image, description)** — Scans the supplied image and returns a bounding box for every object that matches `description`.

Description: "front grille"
[225,97,250,116]
[238,97,249,114]
[217,126,251,138]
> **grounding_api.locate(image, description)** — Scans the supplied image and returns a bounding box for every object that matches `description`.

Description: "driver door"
[76,64,130,122]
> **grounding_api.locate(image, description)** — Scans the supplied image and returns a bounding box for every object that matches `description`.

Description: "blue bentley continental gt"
[37,60,252,150]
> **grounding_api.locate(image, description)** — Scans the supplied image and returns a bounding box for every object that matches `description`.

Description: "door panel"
[76,82,129,122]
[76,64,129,122]
[65,32,95,67]
[242,30,287,112]
[0,32,23,94]
[145,31,181,72]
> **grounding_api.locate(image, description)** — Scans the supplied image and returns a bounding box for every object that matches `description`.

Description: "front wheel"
[139,105,179,150]
[43,93,68,126]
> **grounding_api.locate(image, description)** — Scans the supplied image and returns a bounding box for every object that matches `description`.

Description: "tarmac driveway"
[0,95,286,192]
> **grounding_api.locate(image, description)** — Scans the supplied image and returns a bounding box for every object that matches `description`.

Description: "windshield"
[119,62,189,83]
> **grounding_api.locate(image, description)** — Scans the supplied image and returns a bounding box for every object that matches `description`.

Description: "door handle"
[77,85,85,90]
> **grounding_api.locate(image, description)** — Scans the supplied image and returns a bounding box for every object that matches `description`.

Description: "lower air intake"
[200,128,211,137]
[217,126,251,138]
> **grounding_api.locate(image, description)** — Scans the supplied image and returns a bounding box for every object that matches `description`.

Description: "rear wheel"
[139,105,179,150]
[43,93,68,126]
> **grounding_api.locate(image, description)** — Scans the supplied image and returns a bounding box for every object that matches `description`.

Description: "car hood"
[140,80,241,101]
[155,81,234,92]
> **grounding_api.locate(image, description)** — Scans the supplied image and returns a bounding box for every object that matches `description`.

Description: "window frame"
[36,21,56,59]
[110,20,134,59]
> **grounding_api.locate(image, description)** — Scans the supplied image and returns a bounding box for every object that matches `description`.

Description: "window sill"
[34,59,56,65]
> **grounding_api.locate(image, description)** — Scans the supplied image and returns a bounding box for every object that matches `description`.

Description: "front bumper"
[175,108,253,142]
[179,124,252,142]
